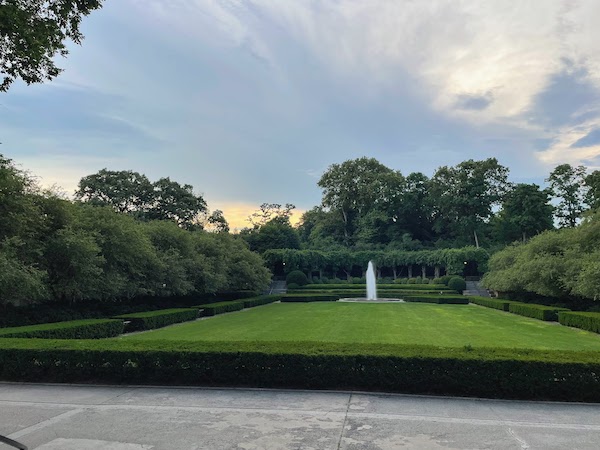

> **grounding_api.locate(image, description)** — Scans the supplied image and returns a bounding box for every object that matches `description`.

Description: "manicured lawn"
[124,302,600,350]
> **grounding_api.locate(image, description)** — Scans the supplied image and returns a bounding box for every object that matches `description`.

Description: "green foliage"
[286,270,308,286]
[3,339,600,401]
[287,283,300,290]
[113,308,199,332]
[439,275,452,285]
[407,278,417,284]
[242,295,281,308]
[0,0,104,91]
[0,245,48,306]
[196,301,245,316]
[558,311,600,333]
[448,277,466,294]
[585,170,600,211]
[469,297,514,311]
[0,319,122,339]
[432,277,443,284]
[508,303,570,321]
[547,164,588,228]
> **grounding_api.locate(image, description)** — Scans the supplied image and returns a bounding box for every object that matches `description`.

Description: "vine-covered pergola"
[263,247,489,280]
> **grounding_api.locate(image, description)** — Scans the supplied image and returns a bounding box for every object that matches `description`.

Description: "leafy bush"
[439,275,453,285]
[287,283,300,290]
[281,294,339,302]
[558,312,600,333]
[2,339,600,401]
[469,297,514,311]
[420,278,430,284]
[508,303,570,321]
[196,301,245,316]
[407,278,417,284]
[381,277,393,284]
[290,284,451,291]
[112,309,199,332]
[432,278,443,285]
[286,270,308,286]
[242,295,281,308]
[448,277,466,294]
[0,319,123,339]
[394,278,408,284]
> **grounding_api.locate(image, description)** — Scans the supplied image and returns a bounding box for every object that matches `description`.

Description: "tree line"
[0,155,269,306]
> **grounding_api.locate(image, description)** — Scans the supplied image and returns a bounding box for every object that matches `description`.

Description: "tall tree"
[0,0,103,91]
[430,158,510,247]
[585,170,600,211]
[147,177,207,229]
[247,203,295,227]
[318,157,404,246]
[546,164,588,227]
[496,183,554,242]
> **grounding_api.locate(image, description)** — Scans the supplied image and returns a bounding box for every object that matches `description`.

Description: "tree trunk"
[522,231,526,243]
[473,229,480,248]
[393,268,397,280]
[344,270,351,282]
[408,265,413,278]
[421,265,426,279]
[434,265,440,279]
[377,269,381,279]
[319,269,323,280]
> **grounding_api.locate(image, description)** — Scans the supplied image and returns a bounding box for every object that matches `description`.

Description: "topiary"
[286,283,300,290]
[421,278,430,284]
[286,270,308,286]
[413,276,423,284]
[432,277,443,285]
[407,278,417,284]
[448,276,466,294]
[439,275,453,285]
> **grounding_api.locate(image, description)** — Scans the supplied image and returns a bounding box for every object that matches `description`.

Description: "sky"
[2,0,600,229]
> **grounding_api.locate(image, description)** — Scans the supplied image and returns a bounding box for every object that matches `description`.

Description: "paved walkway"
[1,383,600,449]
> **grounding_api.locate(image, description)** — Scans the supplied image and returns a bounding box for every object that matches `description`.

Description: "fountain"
[366,260,377,300]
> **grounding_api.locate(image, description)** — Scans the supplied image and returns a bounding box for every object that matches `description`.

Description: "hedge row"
[2,339,600,402]
[112,308,200,332]
[508,303,570,321]
[558,311,600,333]
[289,290,457,298]
[281,294,340,302]
[469,297,515,311]
[295,284,451,291]
[196,295,282,316]
[403,295,469,305]
[0,319,124,339]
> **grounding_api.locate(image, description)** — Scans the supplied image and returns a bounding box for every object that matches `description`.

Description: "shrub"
[3,339,600,402]
[407,278,417,284]
[508,303,570,321]
[351,277,363,284]
[0,319,123,339]
[469,297,514,311]
[432,278,443,285]
[394,278,408,284]
[286,270,308,286]
[448,277,466,294]
[287,283,300,290]
[242,295,281,308]
[439,275,453,285]
[421,278,430,284]
[559,312,600,333]
[196,301,245,316]
[112,309,199,332]
[320,276,329,284]
[381,277,393,284]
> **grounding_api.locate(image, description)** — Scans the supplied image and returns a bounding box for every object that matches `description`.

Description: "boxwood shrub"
[112,309,200,332]
[2,339,600,402]
[508,303,570,321]
[196,301,245,316]
[293,284,451,291]
[0,319,124,339]
[242,295,282,308]
[558,311,600,333]
[470,297,515,311]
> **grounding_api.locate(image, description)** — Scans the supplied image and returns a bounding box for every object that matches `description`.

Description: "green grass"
[124,302,600,351]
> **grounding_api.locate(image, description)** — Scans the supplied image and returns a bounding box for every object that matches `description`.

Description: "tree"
[75,169,154,215]
[585,170,600,211]
[241,217,301,253]
[247,203,295,227]
[0,0,103,91]
[393,172,434,243]
[546,164,588,227]
[205,209,229,233]
[147,177,207,229]
[496,184,554,242]
[318,157,404,246]
[430,158,510,247]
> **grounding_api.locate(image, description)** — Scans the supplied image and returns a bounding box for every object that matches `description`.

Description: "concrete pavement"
[1,383,600,449]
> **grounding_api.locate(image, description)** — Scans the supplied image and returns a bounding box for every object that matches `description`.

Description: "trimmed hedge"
[195,295,281,317]
[281,294,340,302]
[403,295,469,305]
[470,297,515,311]
[0,319,124,339]
[559,312,600,333]
[508,303,570,321]
[242,295,282,308]
[298,284,451,291]
[290,289,458,297]
[2,339,600,401]
[112,309,200,332]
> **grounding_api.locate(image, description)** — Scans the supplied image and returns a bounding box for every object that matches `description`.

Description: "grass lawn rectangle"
[123,302,600,351]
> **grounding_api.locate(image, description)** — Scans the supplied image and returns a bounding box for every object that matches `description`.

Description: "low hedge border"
[0,319,124,339]
[469,297,515,311]
[295,284,451,291]
[195,295,282,316]
[508,303,570,322]
[559,311,600,333]
[1,339,600,402]
[281,294,340,302]
[289,290,458,297]
[112,309,200,332]
[402,295,469,305]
